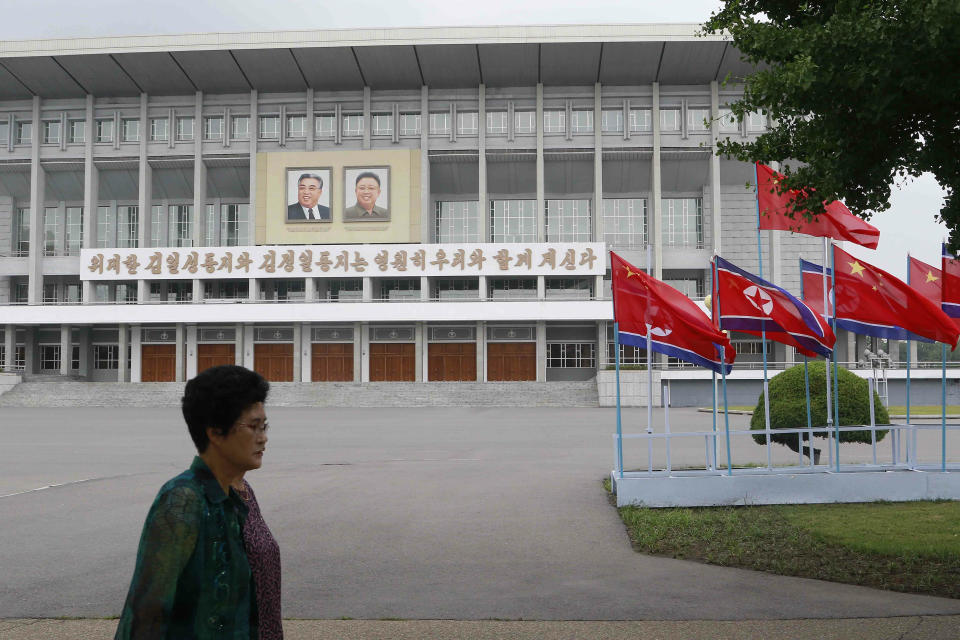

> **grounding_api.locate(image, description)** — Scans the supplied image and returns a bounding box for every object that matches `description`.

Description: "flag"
[832,245,959,347]
[755,163,880,249]
[910,255,960,330]
[714,256,835,358]
[611,252,735,374]
[942,244,960,320]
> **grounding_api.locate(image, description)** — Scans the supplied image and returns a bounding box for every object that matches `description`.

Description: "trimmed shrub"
[750,362,888,456]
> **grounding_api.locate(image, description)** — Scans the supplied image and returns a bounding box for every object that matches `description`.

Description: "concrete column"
[362,86,371,150]
[175,323,185,382]
[300,323,311,382]
[192,92,207,248]
[185,324,198,379]
[118,323,129,383]
[243,323,255,369]
[709,81,722,256]
[536,320,546,382]
[305,88,315,152]
[416,322,426,382]
[248,91,258,245]
[420,276,429,301]
[3,324,13,371]
[362,277,373,302]
[138,94,150,246]
[304,277,316,301]
[23,327,35,375]
[82,95,99,304]
[248,277,257,302]
[847,330,856,365]
[27,97,44,305]
[769,229,781,284]
[535,83,545,243]
[192,279,202,303]
[593,82,603,242]
[537,275,545,300]
[478,275,487,301]
[476,320,485,382]
[353,321,362,382]
[360,323,370,382]
[235,323,244,366]
[597,321,608,369]
[478,84,488,241]
[909,341,918,366]
[291,323,302,382]
[59,324,71,376]
[130,324,142,382]
[77,327,90,377]
[420,86,431,243]
[651,83,663,280]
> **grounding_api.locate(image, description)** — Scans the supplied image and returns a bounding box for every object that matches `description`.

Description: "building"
[0,24,827,388]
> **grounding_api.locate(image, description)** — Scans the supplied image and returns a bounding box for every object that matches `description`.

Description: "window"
[687,108,711,132]
[150,205,163,248]
[96,206,113,248]
[220,204,248,246]
[514,110,535,134]
[601,109,623,133]
[547,343,596,368]
[490,200,536,243]
[205,204,216,246]
[342,114,363,137]
[94,345,119,370]
[608,342,647,366]
[435,201,481,243]
[731,339,775,355]
[326,279,362,301]
[747,111,767,132]
[602,199,647,248]
[258,116,279,139]
[43,121,61,144]
[457,111,478,136]
[231,115,249,139]
[176,117,194,141]
[543,109,566,134]
[118,205,138,248]
[489,278,536,299]
[662,198,703,248]
[168,205,193,248]
[718,107,739,133]
[206,280,248,300]
[150,118,169,141]
[315,114,335,138]
[14,283,29,304]
[65,282,81,304]
[40,345,60,371]
[65,207,83,255]
[44,207,59,256]
[659,108,681,131]
[16,121,32,145]
[436,279,478,299]
[429,112,450,136]
[664,278,704,300]
[371,113,393,136]
[545,200,591,242]
[398,113,420,136]
[379,279,419,301]
[203,116,223,140]
[570,109,594,134]
[545,278,592,299]
[121,119,139,142]
[629,108,651,132]
[69,120,85,143]
[13,207,29,256]
[0,121,8,144]
[486,111,508,135]
[96,119,114,143]
[286,115,306,138]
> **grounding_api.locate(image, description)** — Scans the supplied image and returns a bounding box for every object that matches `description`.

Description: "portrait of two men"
[286,167,391,223]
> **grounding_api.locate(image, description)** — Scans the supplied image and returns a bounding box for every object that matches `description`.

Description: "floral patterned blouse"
[239,480,283,639]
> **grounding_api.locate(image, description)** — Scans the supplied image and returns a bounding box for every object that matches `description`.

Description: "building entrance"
[369,343,415,381]
[487,342,536,381]
[428,343,477,381]
[198,344,235,373]
[311,343,354,381]
[141,344,176,382]
[254,343,294,381]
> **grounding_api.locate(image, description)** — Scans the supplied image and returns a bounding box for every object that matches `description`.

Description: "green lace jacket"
[115,457,257,639]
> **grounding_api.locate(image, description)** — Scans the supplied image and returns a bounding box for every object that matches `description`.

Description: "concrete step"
[0,380,598,408]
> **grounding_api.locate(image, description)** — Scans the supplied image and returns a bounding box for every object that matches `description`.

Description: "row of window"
[0,108,766,146]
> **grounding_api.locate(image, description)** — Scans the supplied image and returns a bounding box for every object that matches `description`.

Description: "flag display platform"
[611,467,960,508]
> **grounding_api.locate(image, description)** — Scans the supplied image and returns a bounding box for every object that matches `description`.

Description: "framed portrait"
[343,166,391,222]
[286,168,332,223]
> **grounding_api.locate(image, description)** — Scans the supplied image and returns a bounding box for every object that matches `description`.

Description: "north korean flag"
[715,256,835,358]
[611,252,735,374]
[831,245,959,347]
[941,244,960,321]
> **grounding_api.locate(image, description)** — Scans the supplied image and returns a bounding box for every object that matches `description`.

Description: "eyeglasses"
[235,421,269,434]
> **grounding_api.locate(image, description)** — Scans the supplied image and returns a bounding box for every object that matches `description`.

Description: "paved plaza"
[1,405,959,637]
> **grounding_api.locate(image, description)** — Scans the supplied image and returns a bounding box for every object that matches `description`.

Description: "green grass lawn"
[604,483,960,599]
[887,405,960,415]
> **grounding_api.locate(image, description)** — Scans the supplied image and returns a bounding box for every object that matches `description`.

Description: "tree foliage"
[703,1,960,251]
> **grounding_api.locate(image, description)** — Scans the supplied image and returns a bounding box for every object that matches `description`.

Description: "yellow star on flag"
[927,270,939,283]
[849,261,866,277]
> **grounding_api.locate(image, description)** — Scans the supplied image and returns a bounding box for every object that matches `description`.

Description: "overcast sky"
[4,0,947,278]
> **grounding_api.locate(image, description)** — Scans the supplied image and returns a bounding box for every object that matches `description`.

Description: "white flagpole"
[823,237,834,468]
[646,245,654,473]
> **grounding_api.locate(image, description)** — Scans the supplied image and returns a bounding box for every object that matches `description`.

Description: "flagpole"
[823,237,835,469]
[906,253,912,462]
[942,342,947,472]
[614,321,623,479]
[721,344,733,476]
[830,241,841,471]
[711,260,719,471]
[755,163,772,470]
[800,256,814,465]
[646,244,653,474]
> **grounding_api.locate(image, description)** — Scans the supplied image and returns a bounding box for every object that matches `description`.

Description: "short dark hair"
[355,171,380,187]
[298,173,324,189]
[182,365,269,453]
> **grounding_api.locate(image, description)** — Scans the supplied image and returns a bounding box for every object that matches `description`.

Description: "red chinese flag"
[756,163,880,249]
[833,245,959,347]
[909,256,943,303]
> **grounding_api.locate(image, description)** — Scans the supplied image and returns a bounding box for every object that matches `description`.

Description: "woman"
[115,365,282,639]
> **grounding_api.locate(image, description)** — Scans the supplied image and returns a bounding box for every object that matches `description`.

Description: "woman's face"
[210,401,268,472]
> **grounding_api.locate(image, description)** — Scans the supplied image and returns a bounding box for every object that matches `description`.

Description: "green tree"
[703,1,960,250]
[751,362,888,463]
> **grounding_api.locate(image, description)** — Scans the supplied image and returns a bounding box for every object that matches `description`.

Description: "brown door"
[197,344,235,373]
[369,343,415,381]
[141,344,176,382]
[254,343,294,382]
[428,343,477,381]
[311,343,354,381]
[487,342,536,381]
